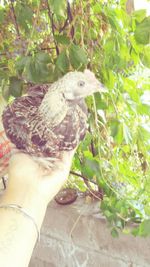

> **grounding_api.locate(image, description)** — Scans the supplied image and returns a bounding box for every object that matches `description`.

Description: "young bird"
[2,69,106,168]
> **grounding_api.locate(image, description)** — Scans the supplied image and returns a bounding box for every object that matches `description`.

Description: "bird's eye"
[78,80,85,87]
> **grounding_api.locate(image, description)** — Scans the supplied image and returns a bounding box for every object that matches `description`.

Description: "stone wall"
[29,197,150,267]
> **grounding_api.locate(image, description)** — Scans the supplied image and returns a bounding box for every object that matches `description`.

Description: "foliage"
[0,0,150,237]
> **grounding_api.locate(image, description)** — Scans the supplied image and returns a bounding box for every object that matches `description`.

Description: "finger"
[44,149,76,177]
[41,150,76,193]
[59,148,77,164]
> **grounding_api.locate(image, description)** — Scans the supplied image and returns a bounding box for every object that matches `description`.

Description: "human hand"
[0,151,76,267]
[4,150,75,208]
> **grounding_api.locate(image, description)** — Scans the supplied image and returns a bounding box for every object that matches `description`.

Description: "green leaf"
[132,227,140,237]
[134,16,150,45]
[94,92,107,110]
[137,104,150,115]
[35,52,52,63]
[15,3,33,32]
[123,123,132,144]
[81,154,100,179]
[25,52,53,83]
[56,51,69,73]
[16,53,53,83]
[138,124,150,142]
[49,0,66,17]
[144,205,150,216]
[107,10,119,30]
[123,78,140,102]
[139,219,150,237]
[0,8,5,24]
[55,35,70,45]
[132,9,147,23]
[9,77,23,97]
[92,3,102,14]
[140,45,150,68]
[115,123,124,144]
[0,69,8,83]
[110,120,120,138]
[2,85,10,101]
[104,209,113,219]
[15,56,31,75]
[111,228,119,238]
[53,65,63,81]
[69,44,88,69]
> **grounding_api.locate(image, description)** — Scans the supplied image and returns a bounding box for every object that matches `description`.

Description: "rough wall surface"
[29,198,150,267]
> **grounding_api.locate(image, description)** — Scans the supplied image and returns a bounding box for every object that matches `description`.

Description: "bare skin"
[0,151,75,267]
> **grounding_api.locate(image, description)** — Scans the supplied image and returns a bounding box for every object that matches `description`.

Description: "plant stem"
[9,0,20,37]
[46,0,59,56]
[70,171,97,185]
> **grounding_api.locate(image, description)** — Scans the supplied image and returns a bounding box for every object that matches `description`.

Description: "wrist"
[1,186,48,229]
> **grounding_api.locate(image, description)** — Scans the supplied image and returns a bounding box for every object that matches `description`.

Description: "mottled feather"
[2,70,106,167]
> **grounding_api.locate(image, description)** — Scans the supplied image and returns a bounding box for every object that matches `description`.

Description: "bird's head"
[60,69,107,101]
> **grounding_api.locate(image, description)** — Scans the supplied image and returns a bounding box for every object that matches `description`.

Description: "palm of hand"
[7,151,75,204]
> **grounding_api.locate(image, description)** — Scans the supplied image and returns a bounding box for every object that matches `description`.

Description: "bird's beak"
[99,83,108,93]
[84,69,108,93]
[98,82,108,93]
[83,69,108,93]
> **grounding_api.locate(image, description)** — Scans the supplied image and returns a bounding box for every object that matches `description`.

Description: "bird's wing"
[2,94,43,150]
[53,103,88,151]
[27,103,88,158]
[2,84,50,150]
[27,84,49,97]
[2,85,88,159]
[2,90,62,158]
[28,120,59,157]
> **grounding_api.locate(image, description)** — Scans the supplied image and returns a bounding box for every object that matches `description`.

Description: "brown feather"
[2,70,105,168]
[2,85,88,161]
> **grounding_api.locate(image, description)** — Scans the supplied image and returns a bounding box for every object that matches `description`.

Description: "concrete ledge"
[30,197,150,267]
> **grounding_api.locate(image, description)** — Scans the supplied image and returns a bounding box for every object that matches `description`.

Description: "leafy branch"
[9,0,20,37]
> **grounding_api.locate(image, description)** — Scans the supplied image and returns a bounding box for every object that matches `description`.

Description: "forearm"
[0,187,48,267]
[0,151,74,267]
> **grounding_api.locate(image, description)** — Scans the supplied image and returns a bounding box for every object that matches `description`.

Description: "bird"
[2,69,106,169]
